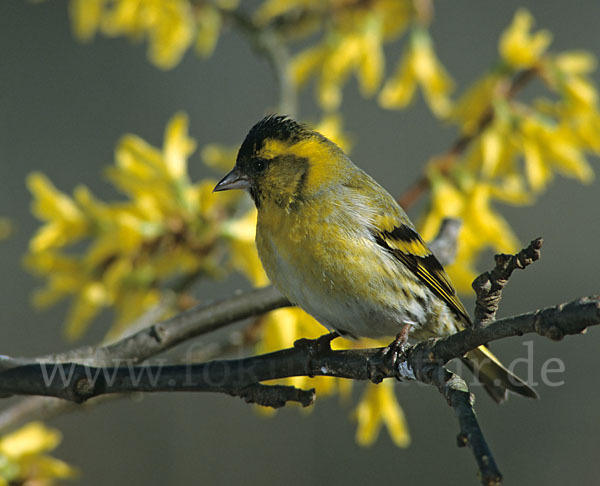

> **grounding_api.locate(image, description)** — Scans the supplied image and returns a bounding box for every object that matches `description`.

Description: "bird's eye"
[255,159,268,173]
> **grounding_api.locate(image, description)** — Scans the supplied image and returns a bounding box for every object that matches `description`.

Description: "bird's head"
[213,115,346,208]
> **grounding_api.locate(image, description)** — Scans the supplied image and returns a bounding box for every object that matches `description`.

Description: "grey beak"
[213,168,250,192]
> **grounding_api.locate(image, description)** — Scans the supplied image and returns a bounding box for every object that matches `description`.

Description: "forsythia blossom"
[420,176,521,291]
[26,113,258,340]
[429,9,599,289]
[68,0,238,68]
[0,422,77,485]
[0,219,10,240]
[499,9,551,69]
[354,381,411,448]
[287,0,412,110]
[379,28,454,117]
[255,307,352,404]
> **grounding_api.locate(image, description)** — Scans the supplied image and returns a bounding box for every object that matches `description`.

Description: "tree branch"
[0,293,597,484]
[430,369,501,486]
[1,295,596,402]
[428,218,462,267]
[37,285,289,366]
[471,237,543,326]
[219,8,297,117]
[0,321,261,433]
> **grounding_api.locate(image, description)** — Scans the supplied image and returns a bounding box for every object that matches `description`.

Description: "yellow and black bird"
[214,115,536,402]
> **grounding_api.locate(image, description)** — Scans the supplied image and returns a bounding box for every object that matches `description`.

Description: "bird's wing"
[371,215,472,326]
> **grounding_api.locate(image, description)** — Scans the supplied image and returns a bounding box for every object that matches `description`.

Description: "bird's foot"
[383,324,412,367]
[294,331,340,377]
[370,324,413,383]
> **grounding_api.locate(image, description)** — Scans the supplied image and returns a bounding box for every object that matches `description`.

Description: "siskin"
[214,115,536,402]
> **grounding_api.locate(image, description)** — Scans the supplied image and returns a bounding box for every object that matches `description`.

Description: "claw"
[370,324,413,383]
[382,324,412,368]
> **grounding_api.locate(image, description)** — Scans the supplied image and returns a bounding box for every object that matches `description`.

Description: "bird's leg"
[382,324,412,367]
[294,331,340,377]
[370,324,413,383]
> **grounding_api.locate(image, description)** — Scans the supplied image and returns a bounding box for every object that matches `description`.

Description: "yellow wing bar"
[373,224,471,326]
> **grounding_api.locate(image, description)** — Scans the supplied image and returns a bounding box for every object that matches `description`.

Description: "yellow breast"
[256,194,398,304]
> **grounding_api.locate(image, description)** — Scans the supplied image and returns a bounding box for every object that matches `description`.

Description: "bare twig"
[471,237,543,326]
[0,320,262,434]
[428,218,462,267]
[430,369,501,486]
[0,294,597,483]
[40,285,288,366]
[0,286,287,432]
[219,9,297,116]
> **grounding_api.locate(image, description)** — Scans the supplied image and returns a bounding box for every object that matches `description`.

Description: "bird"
[214,114,537,403]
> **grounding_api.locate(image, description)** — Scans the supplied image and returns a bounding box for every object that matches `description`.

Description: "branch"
[428,369,501,486]
[39,285,288,366]
[1,296,595,400]
[428,295,597,363]
[428,218,462,267]
[0,286,288,432]
[0,294,597,485]
[472,237,543,326]
[219,8,297,116]
[0,321,261,433]
[3,232,583,484]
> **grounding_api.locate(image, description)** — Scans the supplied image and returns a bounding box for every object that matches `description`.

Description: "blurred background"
[1,0,600,484]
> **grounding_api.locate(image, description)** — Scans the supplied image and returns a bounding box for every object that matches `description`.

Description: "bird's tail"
[462,346,538,403]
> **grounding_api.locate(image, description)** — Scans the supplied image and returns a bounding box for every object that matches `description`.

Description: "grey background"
[1,0,600,484]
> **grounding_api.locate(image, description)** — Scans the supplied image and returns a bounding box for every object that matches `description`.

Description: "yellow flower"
[565,110,600,154]
[222,209,270,287]
[562,75,598,110]
[256,308,352,408]
[64,281,110,340]
[0,422,77,485]
[420,177,521,292]
[519,115,594,192]
[107,287,163,341]
[450,74,501,134]
[379,28,454,117]
[462,116,517,179]
[163,112,196,180]
[106,112,196,216]
[69,0,196,69]
[353,381,410,447]
[0,218,12,241]
[69,0,106,41]
[554,51,597,75]
[202,144,239,172]
[316,26,383,110]
[289,3,410,111]
[195,5,222,58]
[547,51,600,114]
[27,113,256,339]
[499,9,551,69]
[26,173,89,252]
